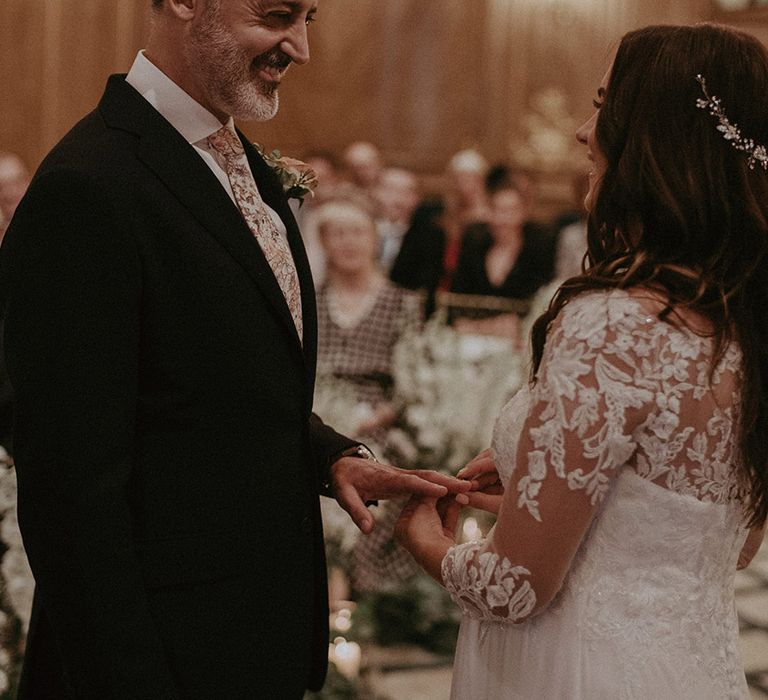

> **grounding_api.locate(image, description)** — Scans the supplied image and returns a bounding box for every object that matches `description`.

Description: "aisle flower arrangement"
[0,450,32,699]
[312,314,530,696]
[385,314,525,475]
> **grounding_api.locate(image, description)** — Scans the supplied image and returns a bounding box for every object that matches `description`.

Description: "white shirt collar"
[125,50,235,144]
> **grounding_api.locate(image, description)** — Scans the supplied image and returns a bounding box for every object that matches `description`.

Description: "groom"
[0,1,467,698]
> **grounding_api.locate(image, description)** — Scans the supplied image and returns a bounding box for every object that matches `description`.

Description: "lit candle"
[332,637,361,679]
[334,607,352,633]
[462,517,482,542]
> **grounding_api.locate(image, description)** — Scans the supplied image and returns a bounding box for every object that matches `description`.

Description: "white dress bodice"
[443,289,750,699]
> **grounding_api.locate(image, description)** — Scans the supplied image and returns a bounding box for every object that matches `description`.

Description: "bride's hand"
[458,448,496,480]
[395,494,461,582]
[457,448,505,515]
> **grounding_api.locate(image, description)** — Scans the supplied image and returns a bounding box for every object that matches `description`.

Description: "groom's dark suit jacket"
[0,76,356,699]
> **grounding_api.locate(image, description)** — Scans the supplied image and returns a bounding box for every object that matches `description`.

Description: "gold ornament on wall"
[510,88,583,175]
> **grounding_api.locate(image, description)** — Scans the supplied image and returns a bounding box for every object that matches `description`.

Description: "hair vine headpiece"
[695,74,768,171]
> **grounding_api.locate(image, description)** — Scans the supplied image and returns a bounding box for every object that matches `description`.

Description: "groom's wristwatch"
[339,444,377,462]
[324,444,379,505]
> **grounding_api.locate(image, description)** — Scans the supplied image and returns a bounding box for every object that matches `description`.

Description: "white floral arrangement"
[386,315,525,474]
[313,373,380,447]
[0,462,32,637]
[312,375,382,571]
[0,448,32,696]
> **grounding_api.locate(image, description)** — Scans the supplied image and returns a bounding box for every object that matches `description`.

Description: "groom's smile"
[252,50,292,88]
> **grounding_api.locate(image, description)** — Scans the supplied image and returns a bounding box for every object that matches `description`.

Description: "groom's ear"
[165,0,200,21]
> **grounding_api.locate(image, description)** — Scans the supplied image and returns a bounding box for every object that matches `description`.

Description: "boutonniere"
[253,143,318,205]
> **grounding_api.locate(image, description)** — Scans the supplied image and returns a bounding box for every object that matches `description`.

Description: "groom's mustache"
[256,50,292,70]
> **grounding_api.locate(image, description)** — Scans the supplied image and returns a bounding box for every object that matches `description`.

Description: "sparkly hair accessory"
[695,74,768,171]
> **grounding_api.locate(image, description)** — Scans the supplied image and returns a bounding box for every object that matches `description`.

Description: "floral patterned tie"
[208,126,303,342]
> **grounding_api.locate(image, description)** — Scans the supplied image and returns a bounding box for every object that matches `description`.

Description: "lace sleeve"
[441,541,537,622]
[441,291,663,623]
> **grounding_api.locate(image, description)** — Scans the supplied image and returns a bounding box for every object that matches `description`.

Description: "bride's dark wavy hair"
[531,24,768,526]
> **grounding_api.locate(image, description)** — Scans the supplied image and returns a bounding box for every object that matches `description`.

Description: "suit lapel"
[98,76,308,364]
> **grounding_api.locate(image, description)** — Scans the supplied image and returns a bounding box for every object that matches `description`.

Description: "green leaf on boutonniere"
[254,143,318,205]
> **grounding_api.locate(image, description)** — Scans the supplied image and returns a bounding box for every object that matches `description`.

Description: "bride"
[396,23,768,699]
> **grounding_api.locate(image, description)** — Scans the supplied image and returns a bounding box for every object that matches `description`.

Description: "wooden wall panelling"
[0,1,48,169]
[0,0,749,186]
[0,0,148,171]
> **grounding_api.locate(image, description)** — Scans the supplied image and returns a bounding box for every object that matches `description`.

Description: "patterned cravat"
[208,126,303,342]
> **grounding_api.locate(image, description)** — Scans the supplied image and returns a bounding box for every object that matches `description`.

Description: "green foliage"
[353,576,460,655]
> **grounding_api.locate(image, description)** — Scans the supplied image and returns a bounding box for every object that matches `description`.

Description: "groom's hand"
[331,457,471,535]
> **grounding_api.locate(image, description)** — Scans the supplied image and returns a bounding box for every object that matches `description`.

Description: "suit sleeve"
[308,413,357,496]
[1,171,179,699]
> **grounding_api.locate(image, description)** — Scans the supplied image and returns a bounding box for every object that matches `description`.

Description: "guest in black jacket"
[450,173,555,339]
[390,149,490,315]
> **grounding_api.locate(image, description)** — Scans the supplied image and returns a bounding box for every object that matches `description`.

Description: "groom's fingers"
[336,483,375,534]
[393,472,449,498]
[405,469,472,493]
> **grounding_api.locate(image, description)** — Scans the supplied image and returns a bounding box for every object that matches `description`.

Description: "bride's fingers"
[473,472,501,490]
[456,447,493,466]
[457,454,497,479]
[467,447,493,463]
[465,491,503,515]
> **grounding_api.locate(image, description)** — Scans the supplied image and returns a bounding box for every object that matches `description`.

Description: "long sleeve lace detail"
[441,540,537,623]
[441,289,748,627]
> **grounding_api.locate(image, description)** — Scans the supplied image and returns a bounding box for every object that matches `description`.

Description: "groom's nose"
[280,22,310,65]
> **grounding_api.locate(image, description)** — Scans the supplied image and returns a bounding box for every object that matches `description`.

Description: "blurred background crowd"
[2,1,768,697]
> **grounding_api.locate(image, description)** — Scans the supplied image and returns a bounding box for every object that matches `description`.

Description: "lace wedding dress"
[443,289,751,699]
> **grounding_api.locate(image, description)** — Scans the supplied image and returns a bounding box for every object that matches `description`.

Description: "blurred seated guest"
[295,150,363,288]
[316,200,421,442]
[373,167,421,272]
[554,173,590,280]
[446,148,491,227]
[0,152,30,242]
[390,198,445,307]
[342,141,384,195]
[390,149,490,314]
[450,175,555,339]
[303,150,343,195]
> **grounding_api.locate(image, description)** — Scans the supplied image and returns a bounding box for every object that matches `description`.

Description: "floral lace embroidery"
[515,291,745,521]
[443,290,748,631]
[441,540,537,622]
